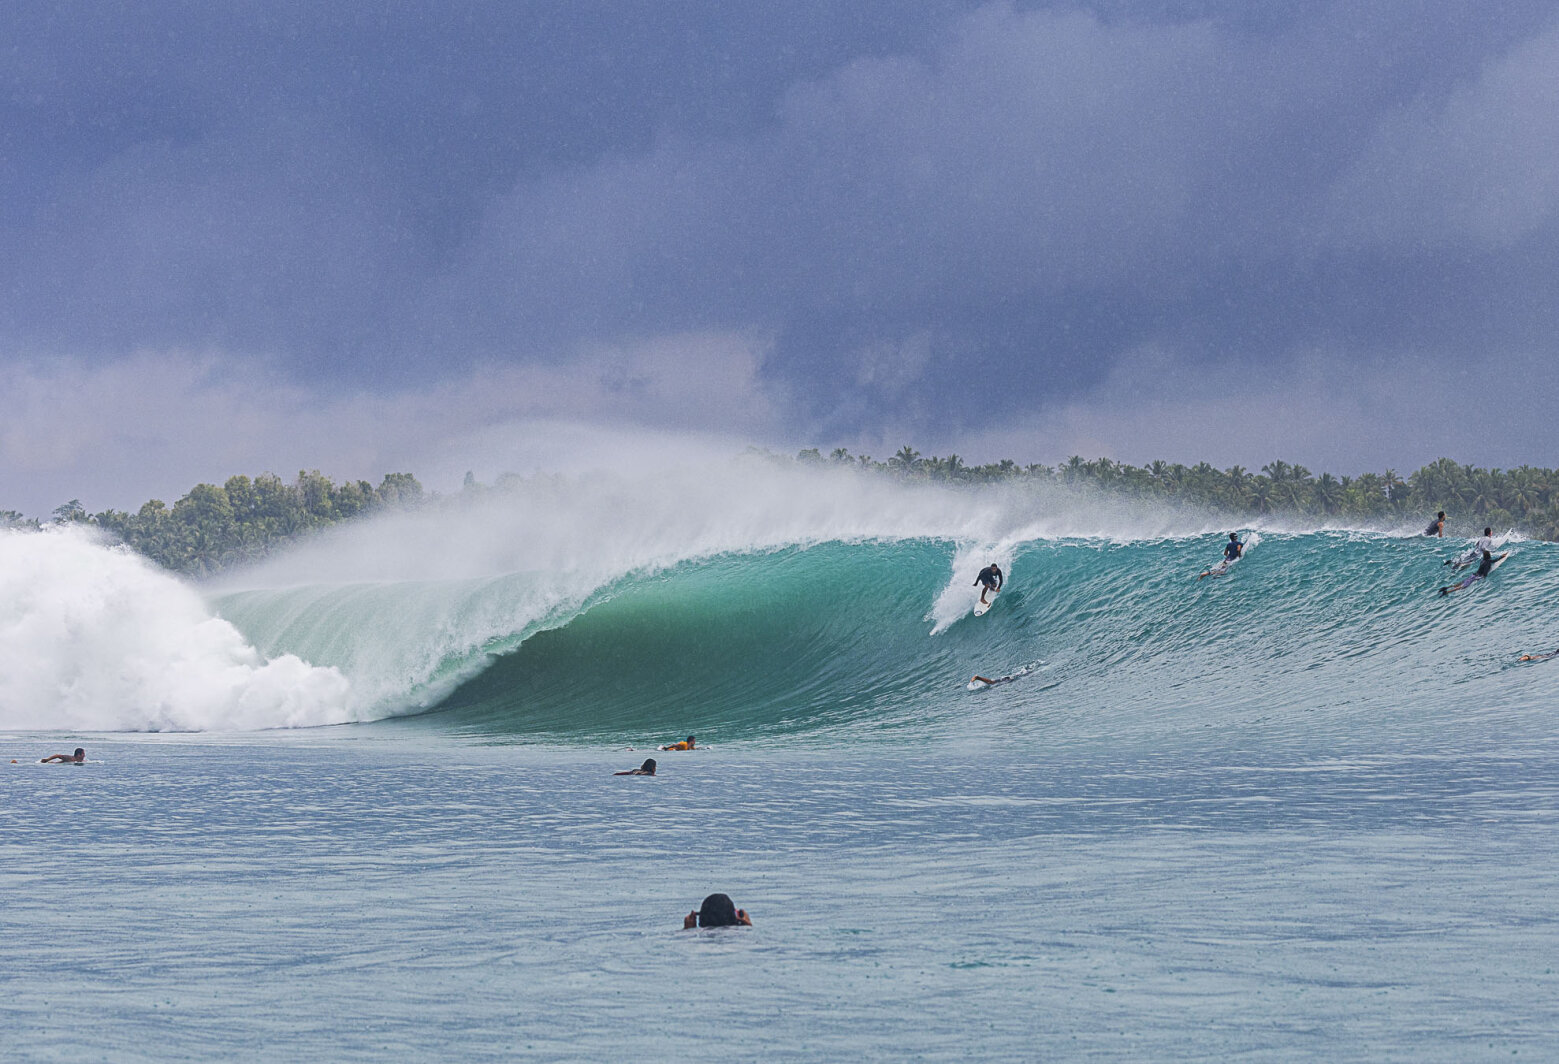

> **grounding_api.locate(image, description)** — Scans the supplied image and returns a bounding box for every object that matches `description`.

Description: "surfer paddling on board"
[660,735,696,751]
[1519,648,1559,662]
[40,747,85,764]
[1439,550,1506,595]
[1199,534,1243,580]
[614,758,657,776]
[974,563,1003,606]
[1447,527,1497,568]
[1424,511,1447,537]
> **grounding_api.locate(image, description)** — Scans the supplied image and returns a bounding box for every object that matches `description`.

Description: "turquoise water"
[4,479,1559,1060]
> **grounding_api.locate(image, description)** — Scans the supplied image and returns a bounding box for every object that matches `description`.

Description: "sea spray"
[11,462,1557,740]
[208,462,1231,722]
[0,524,351,731]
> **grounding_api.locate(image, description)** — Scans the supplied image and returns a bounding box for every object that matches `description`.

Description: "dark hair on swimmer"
[1229,532,1238,539]
[640,758,656,774]
[686,735,695,743]
[1484,527,1492,536]
[697,893,740,928]
[1438,511,1446,518]
[74,748,84,757]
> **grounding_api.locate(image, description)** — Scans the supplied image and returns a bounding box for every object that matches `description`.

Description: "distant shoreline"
[4,451,1555,576]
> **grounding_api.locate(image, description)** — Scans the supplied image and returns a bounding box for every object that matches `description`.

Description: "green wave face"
[214,529,1559,750]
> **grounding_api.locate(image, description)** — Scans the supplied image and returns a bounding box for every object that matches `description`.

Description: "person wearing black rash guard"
[973,563,1003,605]
[683,893,752,928]
[1440,550,1501,595]
[1424,511,1447,537]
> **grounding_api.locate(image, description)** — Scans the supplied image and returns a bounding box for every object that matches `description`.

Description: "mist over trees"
[7,452,1558,578]
[796,450,1559,541]
[4,471,424,575]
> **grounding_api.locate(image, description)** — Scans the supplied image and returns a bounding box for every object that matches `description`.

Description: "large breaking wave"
[4,461,1556,744]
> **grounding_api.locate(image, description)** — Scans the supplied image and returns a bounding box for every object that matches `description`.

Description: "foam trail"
[0,526,351,731]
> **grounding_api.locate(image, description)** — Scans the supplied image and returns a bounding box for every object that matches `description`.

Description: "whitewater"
[5,461,1559,1061]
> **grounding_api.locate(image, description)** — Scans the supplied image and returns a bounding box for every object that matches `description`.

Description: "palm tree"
[889,446,921,474]
[1314,472,1344,515]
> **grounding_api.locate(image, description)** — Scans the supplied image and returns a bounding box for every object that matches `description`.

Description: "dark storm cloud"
[4,0,1559,464]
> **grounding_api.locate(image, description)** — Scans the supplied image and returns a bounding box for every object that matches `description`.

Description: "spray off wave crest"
[13,460,1552,740]
[207,463,1215,730]
[0,525,351,731]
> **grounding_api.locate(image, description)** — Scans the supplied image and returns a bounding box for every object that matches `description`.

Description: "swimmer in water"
[614,758,657,776]
[660,735,696,751]
[40,747,86,764]
[1518,649,1558,662]
[683,893,752,929]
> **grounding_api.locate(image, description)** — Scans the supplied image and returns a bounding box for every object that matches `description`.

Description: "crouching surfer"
[974,563,1003,606]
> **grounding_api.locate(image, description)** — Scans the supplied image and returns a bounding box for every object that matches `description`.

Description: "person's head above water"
[640,758,656,774]
[1484,527,1493,536]
[689,893,752,928]
[74,748,84,759]
[1483,550,1493,560]
[1438,511,1446,519]
[1229,532,1239,540]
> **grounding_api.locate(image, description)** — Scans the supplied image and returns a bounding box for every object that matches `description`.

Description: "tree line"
[6,452,1557,577]
[794,448,1559,540]
[2,471,424,576]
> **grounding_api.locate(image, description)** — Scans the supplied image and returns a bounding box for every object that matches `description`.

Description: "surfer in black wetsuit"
[974,563,1003,605]
[1424,511,1447,537]
[1440,550,1499,595]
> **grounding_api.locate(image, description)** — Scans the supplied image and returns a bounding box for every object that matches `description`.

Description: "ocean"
[4,464,1558,1060]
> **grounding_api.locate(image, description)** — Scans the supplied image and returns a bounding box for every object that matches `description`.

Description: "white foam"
[0,525,352,731]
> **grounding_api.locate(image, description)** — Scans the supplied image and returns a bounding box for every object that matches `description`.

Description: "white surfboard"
[1198,554,1240,580]
[973,589,998,617]
[1440,551,1509,595]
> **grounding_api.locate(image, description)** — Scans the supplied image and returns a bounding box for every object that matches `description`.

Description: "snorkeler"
[683,893,752,928]
[660,735,696,751]
[614,758,657,776]
[40,748,85,764]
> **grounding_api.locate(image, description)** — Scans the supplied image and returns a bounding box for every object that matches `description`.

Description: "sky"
[3,0,1558,515]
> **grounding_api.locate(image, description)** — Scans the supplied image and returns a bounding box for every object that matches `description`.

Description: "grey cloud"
[1324,22,1559,250]
[3,1,1559,477]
